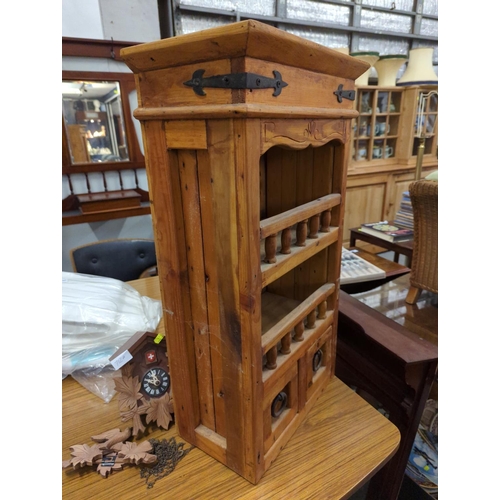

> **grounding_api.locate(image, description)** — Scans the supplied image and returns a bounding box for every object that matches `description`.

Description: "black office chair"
[70,238,157,282]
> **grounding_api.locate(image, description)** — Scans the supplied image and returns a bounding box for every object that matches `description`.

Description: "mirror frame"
[62,70,144,174]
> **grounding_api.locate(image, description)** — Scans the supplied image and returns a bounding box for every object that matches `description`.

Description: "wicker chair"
[405,180,438,304]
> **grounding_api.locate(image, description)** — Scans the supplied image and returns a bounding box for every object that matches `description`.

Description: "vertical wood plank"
[178,148,216,431]
[206,119,245,476]
[264,146,284,297]
[234,118,265,483]
[140,120,200,441]
[197,149,226,437]
[276,148,298,299]
[294,147,314,302]
[329,125,349,311]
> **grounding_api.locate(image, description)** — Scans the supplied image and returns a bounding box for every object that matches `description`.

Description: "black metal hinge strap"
[334,84,356,103]
[184,69,288,97]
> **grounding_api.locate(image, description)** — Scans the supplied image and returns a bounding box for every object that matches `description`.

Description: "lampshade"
[375,55,408,87]
[397,47,438,86]
[350,51,380,86]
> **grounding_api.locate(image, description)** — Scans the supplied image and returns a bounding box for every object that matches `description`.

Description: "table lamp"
[397,47,437,86]
[415,90,438,180]
[375,55,408,86]
[350,51,380,86]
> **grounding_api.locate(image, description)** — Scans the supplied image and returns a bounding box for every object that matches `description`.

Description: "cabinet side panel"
[177,148,216,431]
[141,120,200,441]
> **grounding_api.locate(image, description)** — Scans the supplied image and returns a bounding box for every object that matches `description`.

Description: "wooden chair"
[70,238,157,282]
[405,180,438,304]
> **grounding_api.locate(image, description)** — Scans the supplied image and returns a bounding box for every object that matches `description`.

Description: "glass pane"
[62,80,129,165]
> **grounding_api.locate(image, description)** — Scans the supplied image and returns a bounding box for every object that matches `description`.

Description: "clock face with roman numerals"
[141,367,170,398]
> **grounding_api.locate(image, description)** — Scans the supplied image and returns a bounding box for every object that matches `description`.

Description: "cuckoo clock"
[109,331,174,436]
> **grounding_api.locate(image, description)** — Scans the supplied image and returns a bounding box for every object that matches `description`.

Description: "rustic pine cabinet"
[122,20,368,484]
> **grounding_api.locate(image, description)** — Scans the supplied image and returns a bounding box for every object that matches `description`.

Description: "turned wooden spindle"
[280,227,292,254]
[296,220,308,246]
[266,346,278,369]
[318,301,327,319]
[306,309,317,329]
[308,214,320,239]
[294,321,305,341]
[264,234,278,263]
[320,209,332,232]
[281,332,292,354]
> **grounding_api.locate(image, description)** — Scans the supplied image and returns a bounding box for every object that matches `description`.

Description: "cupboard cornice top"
[120,20,369,80]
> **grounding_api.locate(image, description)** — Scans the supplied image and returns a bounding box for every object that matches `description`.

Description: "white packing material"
[62,272,163,401]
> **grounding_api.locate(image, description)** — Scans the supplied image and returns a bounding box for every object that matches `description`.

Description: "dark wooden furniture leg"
[336,291,438,500]
[350,232,357,247]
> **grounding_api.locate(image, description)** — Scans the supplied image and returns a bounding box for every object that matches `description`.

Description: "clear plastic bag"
[62,272,163,402]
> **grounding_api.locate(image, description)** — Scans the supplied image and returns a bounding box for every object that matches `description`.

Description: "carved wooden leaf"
[132,412,146,436]
[92,428,132,449]
[114,376,143,411]
[68,443,103,468]
[117,441,156,464]
[91,428,122,442]
[146,394,174,430]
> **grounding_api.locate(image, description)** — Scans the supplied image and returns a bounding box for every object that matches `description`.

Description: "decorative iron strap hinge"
[334,84,356,103]
[184,69,288,96]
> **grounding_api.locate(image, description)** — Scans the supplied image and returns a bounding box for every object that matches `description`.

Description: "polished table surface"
[62,277,400,500]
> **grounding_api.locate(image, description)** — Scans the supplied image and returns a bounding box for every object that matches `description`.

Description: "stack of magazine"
[406,425,438,498]
[394,191,414,230]
[359,221,413,243]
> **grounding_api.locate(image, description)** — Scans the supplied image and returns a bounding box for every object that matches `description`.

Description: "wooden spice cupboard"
[121,20,369,484]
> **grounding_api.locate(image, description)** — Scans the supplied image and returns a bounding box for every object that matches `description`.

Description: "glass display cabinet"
[351,87,404,163]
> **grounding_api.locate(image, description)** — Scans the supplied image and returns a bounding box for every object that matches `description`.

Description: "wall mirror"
[62,71,144,174]
[62,80,129,164]
[62,68,148,224]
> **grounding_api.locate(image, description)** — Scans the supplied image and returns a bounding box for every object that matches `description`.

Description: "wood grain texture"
[134,104,359,121]
[123,21,375,485]
[233,118,266,482]
[120,20,369,79]
[165,120,208,149]
[196,148,226,437]
[140,122,200,440]
[177,149,215,430]
[260,194,341,239]
[63,375,399,500]
[205,119,247,476]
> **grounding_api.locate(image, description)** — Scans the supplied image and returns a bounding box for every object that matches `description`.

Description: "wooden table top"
[340,248,410,295]
[351,274,438,348]
[62,277,400,499]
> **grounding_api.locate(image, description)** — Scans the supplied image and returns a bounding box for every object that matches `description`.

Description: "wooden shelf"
[77,189,142,214]
[261,228,339,287]
[62,202,151,225]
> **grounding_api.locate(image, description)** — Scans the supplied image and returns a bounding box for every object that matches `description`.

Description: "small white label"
[110,350,133,370]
